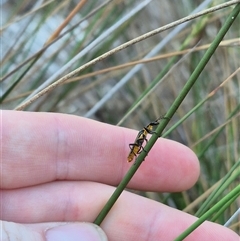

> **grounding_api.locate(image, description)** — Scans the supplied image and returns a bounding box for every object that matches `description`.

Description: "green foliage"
[2,0,239,238]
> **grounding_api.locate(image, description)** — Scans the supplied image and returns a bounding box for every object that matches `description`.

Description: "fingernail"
[45,223,107,241]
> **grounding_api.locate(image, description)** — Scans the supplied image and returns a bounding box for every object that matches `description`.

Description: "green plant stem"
[94,155,144,225]
[94,3,240,226]
[162,100,240,139]
[174,185,240,241]
[195,160,240,217]
[210,195,237,222]
[197,104,240,158]
[1,57,40,103]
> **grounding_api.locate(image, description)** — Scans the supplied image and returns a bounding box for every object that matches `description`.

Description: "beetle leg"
[129,143,137,149]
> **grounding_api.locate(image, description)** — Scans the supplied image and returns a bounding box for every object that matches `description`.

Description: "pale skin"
[1,110,238,241]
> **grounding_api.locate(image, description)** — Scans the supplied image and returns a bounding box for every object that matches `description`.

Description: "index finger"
[2,110,199,191]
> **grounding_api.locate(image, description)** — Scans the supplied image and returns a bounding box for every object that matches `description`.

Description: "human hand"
[1,110,238,241]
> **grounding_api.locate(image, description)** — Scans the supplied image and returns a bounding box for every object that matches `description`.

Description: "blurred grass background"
[1,0,239,235]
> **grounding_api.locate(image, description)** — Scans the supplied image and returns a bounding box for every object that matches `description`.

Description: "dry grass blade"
[15,0,239,111]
